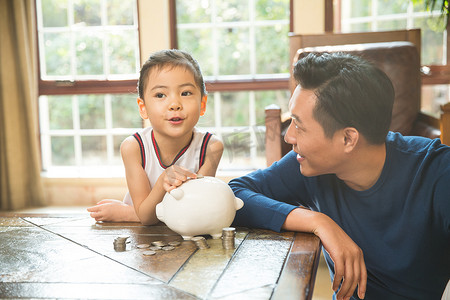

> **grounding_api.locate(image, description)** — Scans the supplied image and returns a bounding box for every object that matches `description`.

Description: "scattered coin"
[136,244,150,249]
[151,241,167,247]
[168,241,181,247]
[162,246,175,251]
[149,246,162,251]
[142,250,156,256]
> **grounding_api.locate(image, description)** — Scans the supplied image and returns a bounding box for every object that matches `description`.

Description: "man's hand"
[314,216,367,300]
[163,165,197,192]
[283,208,366,299]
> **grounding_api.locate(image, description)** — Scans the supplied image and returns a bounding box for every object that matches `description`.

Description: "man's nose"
[284,121,296,145]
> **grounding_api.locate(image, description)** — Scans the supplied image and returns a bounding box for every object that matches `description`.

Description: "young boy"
[87,49,223,224]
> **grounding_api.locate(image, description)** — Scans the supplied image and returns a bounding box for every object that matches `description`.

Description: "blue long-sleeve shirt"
[230,132,450,299]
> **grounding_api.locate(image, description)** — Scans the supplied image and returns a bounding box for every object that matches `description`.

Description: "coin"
[168,241,181,247]
[191,236,206,242]
[191,236,209,249]
[149,246,162,251]
[136,244,150,249]
[142,250,156,256]
[151,241,166,247]
[162,246,175,251]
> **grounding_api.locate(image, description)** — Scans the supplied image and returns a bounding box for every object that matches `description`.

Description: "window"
[338,0,449,118]
[173,0,291,171]
[36,0,141,176]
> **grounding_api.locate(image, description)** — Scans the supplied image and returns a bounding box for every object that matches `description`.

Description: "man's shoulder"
[387,131,450,156]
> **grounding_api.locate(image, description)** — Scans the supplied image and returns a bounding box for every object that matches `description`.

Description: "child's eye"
[181,91,192,96]
[155,93,165,98]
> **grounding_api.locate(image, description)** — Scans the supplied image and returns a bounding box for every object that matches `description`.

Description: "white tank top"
[123,127,212,205]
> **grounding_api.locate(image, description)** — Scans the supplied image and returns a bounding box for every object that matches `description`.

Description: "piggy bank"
[155,176,244,240]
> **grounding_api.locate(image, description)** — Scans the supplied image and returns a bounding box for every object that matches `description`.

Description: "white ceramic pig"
[155,176,244,240]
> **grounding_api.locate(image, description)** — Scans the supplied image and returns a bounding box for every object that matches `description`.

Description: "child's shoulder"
[120,134,141,156]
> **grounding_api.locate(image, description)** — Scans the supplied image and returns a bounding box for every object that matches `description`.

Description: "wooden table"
[0,212,321,300]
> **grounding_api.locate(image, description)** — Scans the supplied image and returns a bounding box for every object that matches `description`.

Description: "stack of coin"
[221,227,236,249]
[191,236,209,249]
[113,235,129,252]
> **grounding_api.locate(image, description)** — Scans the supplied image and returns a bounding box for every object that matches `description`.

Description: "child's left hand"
[163,165,198,192]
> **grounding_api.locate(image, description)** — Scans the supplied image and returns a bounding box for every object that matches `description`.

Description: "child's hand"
[87,199,140,222]
[163,165,198,192]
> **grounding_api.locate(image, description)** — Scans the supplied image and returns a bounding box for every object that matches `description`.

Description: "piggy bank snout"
[235,197,244,210]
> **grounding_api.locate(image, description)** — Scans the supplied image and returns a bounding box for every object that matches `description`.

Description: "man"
[229,52,450,300]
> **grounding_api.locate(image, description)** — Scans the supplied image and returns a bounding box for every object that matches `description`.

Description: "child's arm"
[120,136,197,225]
[197,135,224,176]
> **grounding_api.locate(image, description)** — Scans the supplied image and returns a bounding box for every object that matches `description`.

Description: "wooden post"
[440,102,450,146]
[265,104,282,166]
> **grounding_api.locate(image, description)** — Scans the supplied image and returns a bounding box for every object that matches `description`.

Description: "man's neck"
[338,143,387,191]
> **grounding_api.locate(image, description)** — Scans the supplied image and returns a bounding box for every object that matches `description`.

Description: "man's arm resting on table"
[283,208,367,300]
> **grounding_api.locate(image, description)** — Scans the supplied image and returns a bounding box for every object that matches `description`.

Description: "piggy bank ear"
[170,188,184,200]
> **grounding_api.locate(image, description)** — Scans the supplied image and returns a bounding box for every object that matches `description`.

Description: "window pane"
[422,85,449,117]
[113,135,128,163]
[76,32,103,75]
[255,25,289,74]
[81,136,106,165]
[216,0,249,22]
[221,92,249,126]
[74,0,101,26]
[107,0,134,25]
[345,0,372,18]
[256,0,289,20]
[43,32,71,76]
[177,28,214,76]
[377,19,407,31]
[377,0,409,15]
[218,27,250,75]
[111,95,141,128]
[37,0,138,79]
[78,95,105,129]
[48,96,73,130]
[41,0,68,27]
[222,131,251,163]
[177,0,212,23]
[414,17,445,65]
[108,31,138,74]
[51,136,75,166]
[255,90,290,125]
[197,92,215,128]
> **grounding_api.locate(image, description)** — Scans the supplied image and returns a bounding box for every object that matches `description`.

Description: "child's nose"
[168,99,182,111]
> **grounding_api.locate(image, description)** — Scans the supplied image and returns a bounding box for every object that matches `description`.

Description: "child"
[87,49,224,224]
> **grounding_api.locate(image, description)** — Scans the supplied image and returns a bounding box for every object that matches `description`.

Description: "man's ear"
[137,98,148,119]
[342,127,359,153]
[200,95,208,116]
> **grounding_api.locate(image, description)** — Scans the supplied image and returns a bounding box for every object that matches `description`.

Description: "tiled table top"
[0,213,321,299]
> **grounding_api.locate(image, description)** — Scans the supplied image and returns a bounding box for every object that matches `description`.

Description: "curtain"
[0,0,45,210]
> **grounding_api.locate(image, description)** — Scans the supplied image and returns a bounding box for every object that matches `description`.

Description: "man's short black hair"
[293,52,395,144]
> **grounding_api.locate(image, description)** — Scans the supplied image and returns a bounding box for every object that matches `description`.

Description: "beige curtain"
[0,0,45,210]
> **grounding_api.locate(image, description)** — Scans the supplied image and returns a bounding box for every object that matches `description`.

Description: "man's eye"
[181,91,192,96]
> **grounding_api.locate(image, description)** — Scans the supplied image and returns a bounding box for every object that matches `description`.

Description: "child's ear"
[137,98,148,119]
[200,95,207,116]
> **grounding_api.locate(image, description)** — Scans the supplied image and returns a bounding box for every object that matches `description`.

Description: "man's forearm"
[282,207,329,234]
